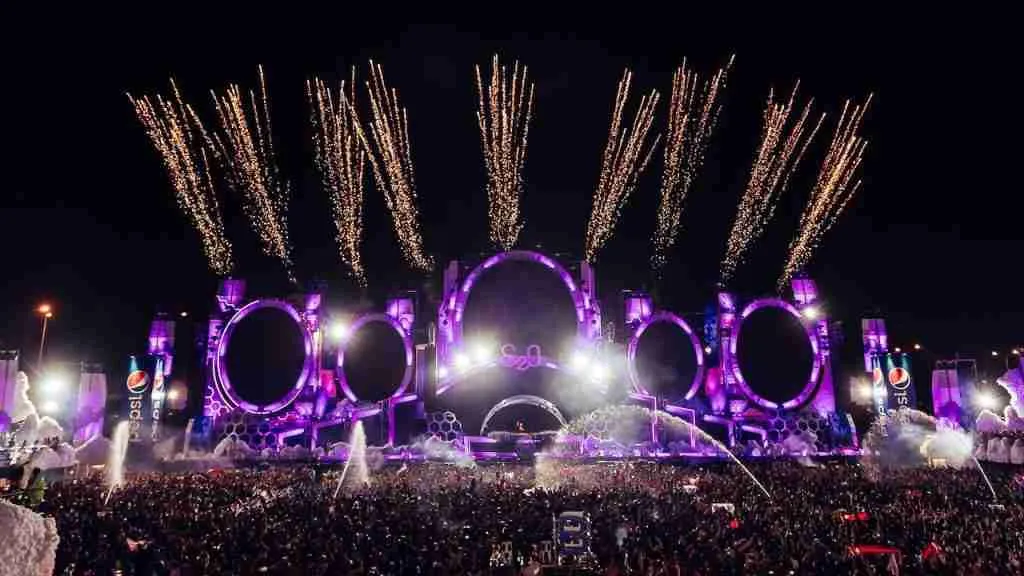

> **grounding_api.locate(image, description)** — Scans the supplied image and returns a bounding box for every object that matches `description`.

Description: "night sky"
[2,18,1020,393]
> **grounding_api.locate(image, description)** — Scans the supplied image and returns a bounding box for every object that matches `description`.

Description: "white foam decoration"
[0,500,59,576]
[976,410,1008,434]
[1011,439,1024,465]
[74,434,112,466]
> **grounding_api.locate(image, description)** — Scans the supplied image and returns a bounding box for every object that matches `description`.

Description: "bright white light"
[570,351,588,371]
[151,390,165,401]
[590,363,607,382]
[453,353,471,372]
[703,345,713,355]
[40,400,59,414]
[329,322,350,342]
[894,347,902,353]
[976,391,998,410]
[991,350,999,357]
[41,376,68,395]
[437,366,449,380]
[802,306,820,320]
[856,383,873,402]
[471,341,492,364]
[167,389,179,401]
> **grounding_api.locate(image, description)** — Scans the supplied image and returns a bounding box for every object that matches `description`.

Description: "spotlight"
[454,353,471,372]
[913,343,922,351]
[180,311,189,318]
[1012,348,1020,356]
[894,347,902,354]
[976,391,998,411]
[437,366,449,380]
[569,350,588,371]
[703,345,713,355]
[41,376,68,395]
[471,341,492,364]
[329,322,350,342]
[590,363,607,382]
[40,400,59,414]
[802,306,820,320]
[167,389,179,401]
[851,378,873,402]
[991,350,999,357]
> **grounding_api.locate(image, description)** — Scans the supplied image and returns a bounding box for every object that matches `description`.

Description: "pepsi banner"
[870,353,915,413]
[124,355,152,442]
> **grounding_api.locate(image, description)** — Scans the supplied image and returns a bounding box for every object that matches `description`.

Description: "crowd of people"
[9,459,1024,575]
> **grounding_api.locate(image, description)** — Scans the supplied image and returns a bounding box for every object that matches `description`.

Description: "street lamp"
[37,303,54,365]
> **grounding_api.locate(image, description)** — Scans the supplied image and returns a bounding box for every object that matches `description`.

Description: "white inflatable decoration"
[0,500,59,576]
[74,434,113,466]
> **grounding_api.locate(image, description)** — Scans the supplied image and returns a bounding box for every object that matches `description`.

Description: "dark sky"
[2,17,1020,386]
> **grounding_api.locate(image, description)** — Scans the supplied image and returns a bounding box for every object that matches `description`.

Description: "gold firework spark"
[206,66,295,283]
[719,82,824,285]
[476,54,535,252]
[652,55,734,272]
[778,95,871,291]
[128,81,234,276]
[347,61,433,272]
[307,71,368,287]
[585,70,661,263]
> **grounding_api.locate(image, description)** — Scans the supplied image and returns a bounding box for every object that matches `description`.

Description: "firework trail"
[778,95,871,291]
[719,83,824,285]
[476,55,535,252]
[651,56,734,272]
[585,70,661,263]
[308,71,368,287]
[348,61,433,272]
[206,66,295,283]
[128,81,234,276]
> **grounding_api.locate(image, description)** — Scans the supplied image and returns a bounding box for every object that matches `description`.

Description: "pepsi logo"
[888,367,911,391]
[871,367,884,387]
[126,370,150,394]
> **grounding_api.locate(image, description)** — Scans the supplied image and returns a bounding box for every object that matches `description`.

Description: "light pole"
[37,303,53,365]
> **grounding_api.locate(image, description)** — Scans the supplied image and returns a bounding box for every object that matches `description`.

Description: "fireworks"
[778,95,871,291]
[206,66,295,283]
[585,70,661,263]
[651,56,733,272]
[128,81,234,276]
[476,55,535,252]
[348,61,433,272]
[719,83,824,285]
[307,71,368,287]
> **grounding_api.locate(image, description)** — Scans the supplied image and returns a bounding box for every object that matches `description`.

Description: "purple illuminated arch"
[479,394,568,435]
[626,311,705,401]
[213,299,315,415]
[442,250,595,355]
[728,298,821,410]
[337,313,414,403]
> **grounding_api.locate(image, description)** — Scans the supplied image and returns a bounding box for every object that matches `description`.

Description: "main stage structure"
[177,249,856,457]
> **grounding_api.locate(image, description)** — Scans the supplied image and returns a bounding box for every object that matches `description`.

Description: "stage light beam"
[329,322,351,342]
[976,391,998,411]
[471,341,493,364]
[41,376,68,396]
[454,353,471,372]
[802,306,820,320]
[40,400,59,414]
[570,350,588,372]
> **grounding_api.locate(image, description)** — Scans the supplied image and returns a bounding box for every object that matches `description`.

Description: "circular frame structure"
[440,250,598,357]
[337,313,415,403]
[626,311,705,401]
[728,298,821,410]
[213,299,315,415]
[479,394,568,435]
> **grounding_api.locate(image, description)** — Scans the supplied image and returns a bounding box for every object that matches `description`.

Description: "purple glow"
[728,298,822,411]
[626,311,705,401]
[336,313,415,403]
[663,404,697,447]
[213,299,315,415]
[439,251,598,373]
